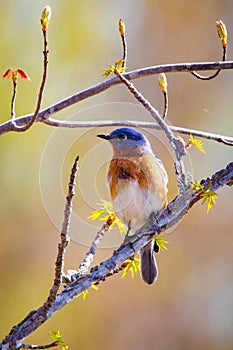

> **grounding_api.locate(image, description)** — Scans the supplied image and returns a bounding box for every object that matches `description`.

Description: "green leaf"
[201,189,218,213]
[192,180,218,213]
[102,59,126,76]
[121,258,140,279]
[192,180,204,192]
[91,284,99,291]
[77,284,98,300]
[155,236,169,250]
[78,290,88,300]
[88,200,127,234]
[50,330,68,350]
[102,65,115,77]
[189,134,205,153]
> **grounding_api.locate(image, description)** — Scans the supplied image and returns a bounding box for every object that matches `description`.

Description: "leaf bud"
[41,5,52,32]
[119,19,125,36]
[158,73,167,93]
[216,20,227,47]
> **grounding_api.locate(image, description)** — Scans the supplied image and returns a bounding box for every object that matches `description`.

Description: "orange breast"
[108,156,167,202]
[107,155,168,231]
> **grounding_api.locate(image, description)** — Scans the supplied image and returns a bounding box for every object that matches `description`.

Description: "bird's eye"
[118,133,126,140]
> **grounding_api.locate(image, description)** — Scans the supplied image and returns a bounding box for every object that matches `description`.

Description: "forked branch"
[1,161,232,350]
[0,61,233,146]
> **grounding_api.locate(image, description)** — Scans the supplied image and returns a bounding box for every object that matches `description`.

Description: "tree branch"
[1,61,233,137]
[1,161,232,350]
[40,156,78,316]
[191,45,226,80]
[11,23,50,132]
[21,342,59,349]
[114,67,190,192]
[64,222,111,283]
[41,118,233,146]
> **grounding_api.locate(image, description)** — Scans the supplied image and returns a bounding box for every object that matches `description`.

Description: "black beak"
[97,134,110,140]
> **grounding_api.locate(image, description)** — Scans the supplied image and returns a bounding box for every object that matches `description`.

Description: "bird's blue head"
[97,128,152,155]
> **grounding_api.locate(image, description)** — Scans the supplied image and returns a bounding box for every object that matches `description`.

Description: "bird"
[97,128,168,284]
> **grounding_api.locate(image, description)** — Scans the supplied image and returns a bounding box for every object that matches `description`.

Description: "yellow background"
[0,1,232,349]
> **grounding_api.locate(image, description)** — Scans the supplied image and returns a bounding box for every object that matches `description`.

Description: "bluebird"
[97,128,168,284]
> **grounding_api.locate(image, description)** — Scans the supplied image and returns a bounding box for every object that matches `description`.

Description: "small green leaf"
[88,200,127,234]
[77,285,98,300]
[115,220,127,235]
[91,284,99,291]
[114,59,126,72]
[50,330,68,350]
[189,134,205,153]
[103,59,126,76]
[155,236,169,250]
[192,180,218,213]
[103,65,115,77]
[192,180,204,192]
[121,258,140,279]
[201,189,218,213]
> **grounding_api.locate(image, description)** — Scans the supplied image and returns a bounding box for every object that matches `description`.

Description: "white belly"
[112,180,164,235]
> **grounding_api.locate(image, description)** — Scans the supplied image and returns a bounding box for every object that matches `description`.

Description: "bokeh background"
[0,1,232,349]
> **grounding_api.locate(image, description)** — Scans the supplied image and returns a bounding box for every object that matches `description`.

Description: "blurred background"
[0,1,232,349]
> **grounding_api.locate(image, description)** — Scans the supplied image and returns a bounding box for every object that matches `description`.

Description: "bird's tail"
[140,240,158,285]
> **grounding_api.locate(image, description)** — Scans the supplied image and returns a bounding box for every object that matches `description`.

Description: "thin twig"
[121,34,127,70]
[1,113,232,146]
[2,68,31,128]
[118,19,127,70]
[162,91,168,119]
[10,80,20,131]
[64,217,114,283]
[41,156,79,315]
[158,73,168,119]
[12,30,49,131]
[11,81,17,120]
[79,222,111,277]
[77,224,109,274]
[191,45,226,80]
[21,342,59,349]
[121,38,127,70]
[114,67,190,192]
[36,118,233,146]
